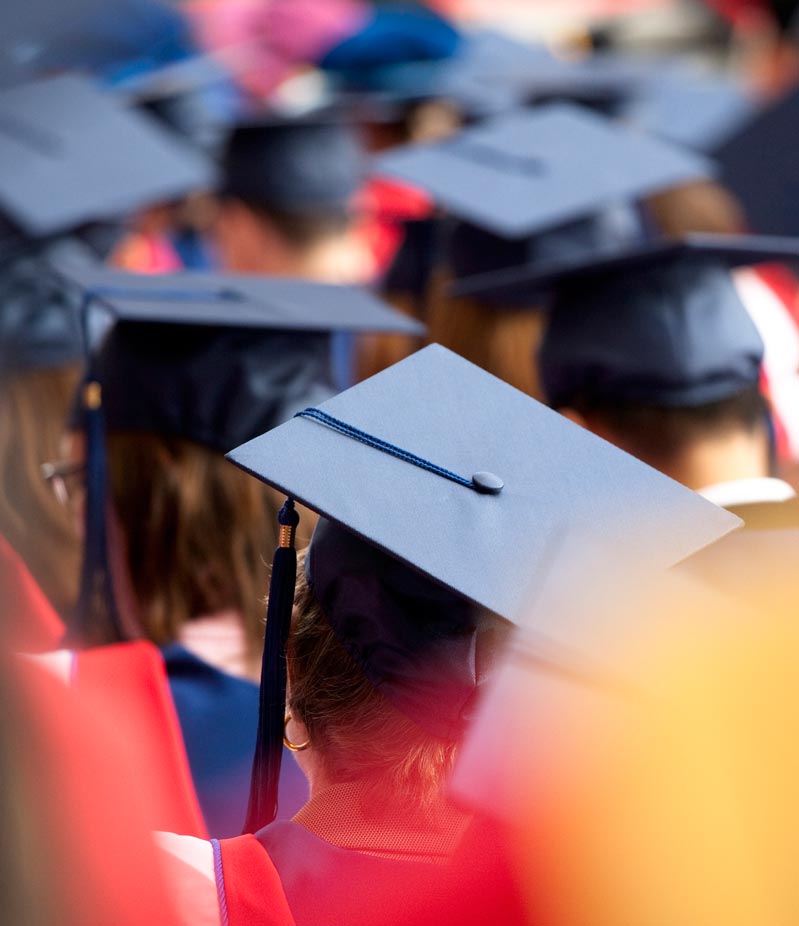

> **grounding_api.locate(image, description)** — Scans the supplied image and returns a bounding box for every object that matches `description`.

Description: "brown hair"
[354,292,426,383]
[426,274,546,399]
[106,432,281,664]
[645,179,746,237]
[571,385,770,474]
[0,365,82,615]
[287,550,457,813]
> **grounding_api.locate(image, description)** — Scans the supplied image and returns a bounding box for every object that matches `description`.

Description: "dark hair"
[287,550,457,814]
[568,385,770,471]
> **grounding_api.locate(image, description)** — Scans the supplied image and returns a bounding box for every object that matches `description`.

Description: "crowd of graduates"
[2,0,799,923]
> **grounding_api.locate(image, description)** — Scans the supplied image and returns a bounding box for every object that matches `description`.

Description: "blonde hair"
[288,550,457,813]
[0,365,82,615]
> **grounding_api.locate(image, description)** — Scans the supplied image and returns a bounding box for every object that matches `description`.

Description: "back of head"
[221,119,365,227]
[539,259,768,480]
[540,260,764,410]
[97,323,333,652]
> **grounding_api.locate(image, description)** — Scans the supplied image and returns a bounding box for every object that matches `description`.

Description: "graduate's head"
[537,249,774,488]
[286,541,469,811]
[229,343,740,830]
[58,263,421,647]
[453,234,799,489]
[217,118,366,276]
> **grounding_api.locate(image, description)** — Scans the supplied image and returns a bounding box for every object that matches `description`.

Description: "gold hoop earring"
[283,714,311,752]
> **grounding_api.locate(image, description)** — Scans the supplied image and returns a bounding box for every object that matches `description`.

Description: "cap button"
[472,471,504,495]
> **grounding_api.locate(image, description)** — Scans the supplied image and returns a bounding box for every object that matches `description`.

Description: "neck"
[653,430,772,493]
[227,233,369,284]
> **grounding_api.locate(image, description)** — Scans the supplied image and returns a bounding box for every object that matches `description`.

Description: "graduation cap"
[0,240,92,375]
[619,60,756,152]
[221,114,366,214]
[0,0,111,88]
[445,204,644,303]
[715,85,799,236]
[0,73,216,239]
[51,260,424,648]
[226,343,740,831]
[373,104,713,239]
[323,25,630,122]
[451,233,799,408]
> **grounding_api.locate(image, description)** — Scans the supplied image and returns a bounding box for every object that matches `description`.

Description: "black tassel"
[67,375,124,647]
[243,498,300,833]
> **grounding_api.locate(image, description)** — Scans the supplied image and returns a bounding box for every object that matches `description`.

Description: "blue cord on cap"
[294,407,503,494]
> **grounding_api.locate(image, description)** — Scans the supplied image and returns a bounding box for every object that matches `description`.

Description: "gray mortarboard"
[227,343,740,831]
[619,60,756,152]
[221,114,366,215]
[111,56,240,153]
[457,232,799,408]
[51,260,423,648]
[0,73,215,239]
[0,0,111,88]
[0,239,98,375]
[715,85,799,236]
[373,104,712,240]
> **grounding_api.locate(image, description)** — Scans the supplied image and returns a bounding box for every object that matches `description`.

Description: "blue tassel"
[67,373,125,646]
[243,498,300,833]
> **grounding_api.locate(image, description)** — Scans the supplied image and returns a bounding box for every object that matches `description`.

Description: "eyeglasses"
[41,459,87,506]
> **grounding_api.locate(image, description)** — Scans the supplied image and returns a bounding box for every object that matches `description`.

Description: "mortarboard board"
[452,233,799,408]
[619,60,756,152]
[52,260,424,647]
[221,114,366,214]
[226,343,740,830]
[0,0,111,88]
[714,85,799,236]
[0,240,91,375]
[373,104,713,239]
[31,0,193,82]
[0,73,216,239]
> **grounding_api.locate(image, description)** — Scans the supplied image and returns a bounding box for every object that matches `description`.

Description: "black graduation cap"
[373,104,713,239]
[221,114,366,214]
[451,233,799,409]
[226,343,740,830]
[714,85,799,236]
[52,260,424,649]
[0,73,216,238]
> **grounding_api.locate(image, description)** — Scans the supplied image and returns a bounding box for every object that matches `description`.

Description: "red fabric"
[752,263,799,461]
[220,834,296,926]
[73,641,208,837]
[0,532,65,652]
[10,658,184,925]
[355,178,434,276]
